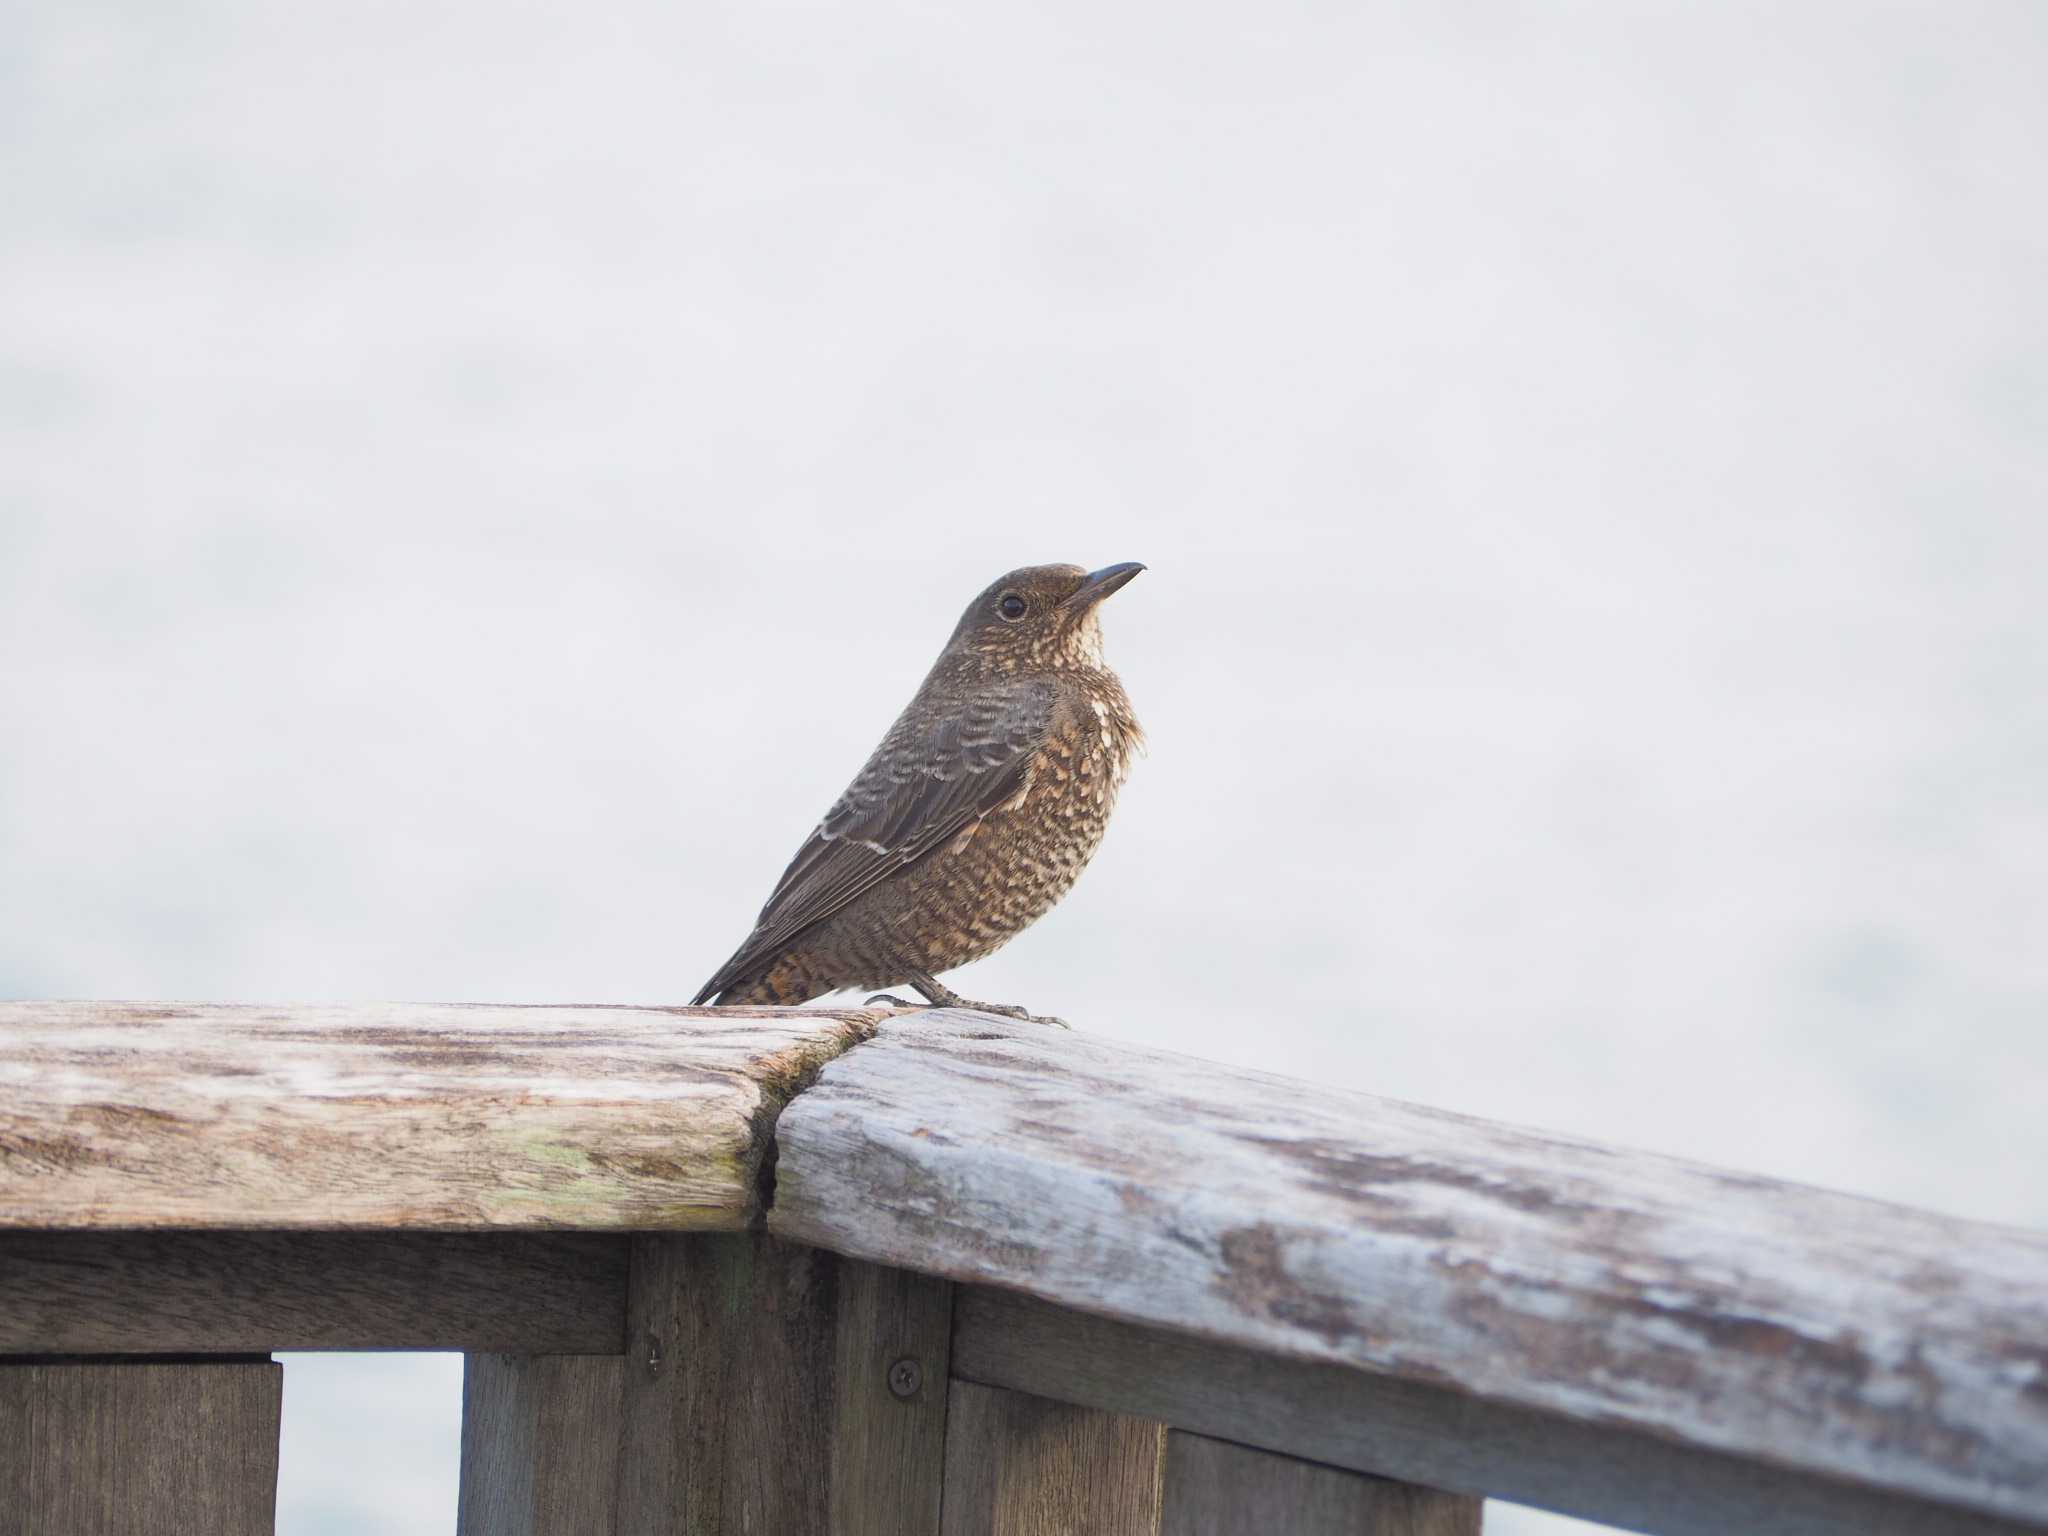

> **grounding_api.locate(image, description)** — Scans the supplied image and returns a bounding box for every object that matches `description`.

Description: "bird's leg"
[905,970,969,1007]
[900,969,1071,1030]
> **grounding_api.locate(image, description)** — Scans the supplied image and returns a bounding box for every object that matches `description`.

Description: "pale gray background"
[5,2,2045,1532]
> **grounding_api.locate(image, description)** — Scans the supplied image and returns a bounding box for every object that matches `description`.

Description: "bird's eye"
[998,593,1028,621]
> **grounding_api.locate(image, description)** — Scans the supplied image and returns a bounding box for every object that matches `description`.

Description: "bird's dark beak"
[1063,562,1146,612]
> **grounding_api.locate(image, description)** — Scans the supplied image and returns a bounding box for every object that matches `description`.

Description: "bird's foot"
[892,971,1072,1029]
[867,992,1069,1029]
[949,998,1071,1030]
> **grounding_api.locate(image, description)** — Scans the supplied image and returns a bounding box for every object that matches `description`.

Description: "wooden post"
[1162,1432,1481,1535]
[939,1381,1167,1536]
[613,1233,952,1536]
[459,1355,624,1536]
[0,1359,281,1536]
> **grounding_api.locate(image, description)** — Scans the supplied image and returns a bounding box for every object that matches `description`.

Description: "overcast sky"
[5,3,2045,1532]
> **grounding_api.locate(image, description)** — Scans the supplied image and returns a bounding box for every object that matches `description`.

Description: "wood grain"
[460,1354,623,1536]
[0,1231,626,1353]
[1162,1432,1480,1536]
[615,1233,952,1536]
[956,1286,2046,1536]
[0,1360,281,1534]
[0,1000,879,1229]
[939,1381,1166,1536]
[829,1256,958,1535]
[770,1011,2048,1530]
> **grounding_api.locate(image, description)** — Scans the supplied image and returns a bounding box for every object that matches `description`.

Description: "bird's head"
[945,562,1146,672]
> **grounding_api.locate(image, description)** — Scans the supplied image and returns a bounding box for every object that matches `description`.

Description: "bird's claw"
[871,992,1071,1029]
[953,1001,1072,1030]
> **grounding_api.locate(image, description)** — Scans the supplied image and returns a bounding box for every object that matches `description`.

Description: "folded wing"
[693,677,1055,1003]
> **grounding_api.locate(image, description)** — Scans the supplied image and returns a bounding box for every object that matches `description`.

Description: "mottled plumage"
[695,562,1145,1023]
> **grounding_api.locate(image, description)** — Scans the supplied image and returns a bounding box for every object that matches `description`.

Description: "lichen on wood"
[0,1001,880,1230]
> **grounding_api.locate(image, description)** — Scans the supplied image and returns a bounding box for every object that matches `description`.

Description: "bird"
[694,561,1146,1026]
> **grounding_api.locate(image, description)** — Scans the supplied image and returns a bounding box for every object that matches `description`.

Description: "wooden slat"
[939,1381,1166,1536]
[0,1231,627,1353]
[770,1011,2048,1529]
[615,1233,952,1535]
[0,1360,281,1534]
[459,1354,623,1536]
[0,1001,879,1230]
[956,1286,2046,1536]
[828,1256,958,1533]
[1162,1432,1480,1535]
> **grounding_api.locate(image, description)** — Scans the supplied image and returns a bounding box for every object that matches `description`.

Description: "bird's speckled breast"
[875,670,1142,982]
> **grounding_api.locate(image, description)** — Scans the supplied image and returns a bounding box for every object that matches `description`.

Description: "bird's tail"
[693,953,823,1007]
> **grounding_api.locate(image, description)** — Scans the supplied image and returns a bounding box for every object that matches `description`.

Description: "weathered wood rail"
[1,1001,2042,1535]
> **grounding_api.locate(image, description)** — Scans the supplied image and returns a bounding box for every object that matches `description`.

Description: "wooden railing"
[1,1001,2043,1535]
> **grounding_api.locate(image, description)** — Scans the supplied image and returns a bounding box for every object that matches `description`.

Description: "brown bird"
[694,562,1145,1025]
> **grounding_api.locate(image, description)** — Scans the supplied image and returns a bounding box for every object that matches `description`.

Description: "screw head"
[887,1357,923,1400]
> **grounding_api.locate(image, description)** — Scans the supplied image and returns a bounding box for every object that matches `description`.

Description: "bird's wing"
[693,677,1056,1003]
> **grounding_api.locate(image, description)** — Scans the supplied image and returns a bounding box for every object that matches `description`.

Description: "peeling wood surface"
[771,1012,2048,1528]
[0,1001,879,1229]
[0,1232,627,1353]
